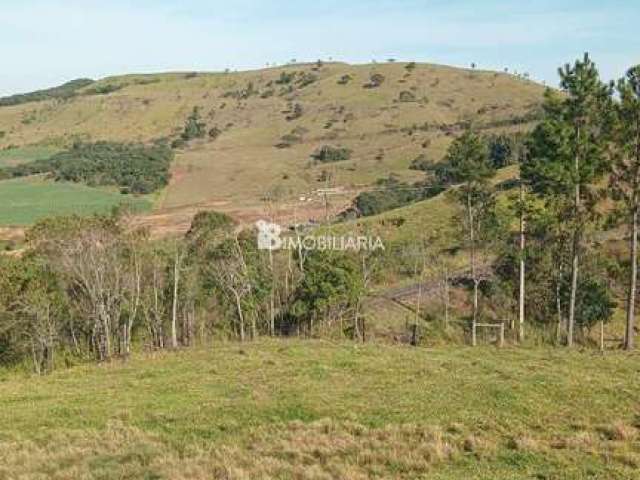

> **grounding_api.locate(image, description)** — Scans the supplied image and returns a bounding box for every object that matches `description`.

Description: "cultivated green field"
[1,341,638,479]
[0,145,59,167]
[0,177,151,225]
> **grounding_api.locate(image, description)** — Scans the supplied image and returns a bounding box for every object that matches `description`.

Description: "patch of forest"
[1,141,173,194]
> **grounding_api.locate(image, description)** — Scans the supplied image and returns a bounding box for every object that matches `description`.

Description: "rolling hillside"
[0,61,544,235]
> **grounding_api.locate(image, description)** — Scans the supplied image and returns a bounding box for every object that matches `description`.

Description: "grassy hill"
[0,62,544,231]
[1,340,638,479]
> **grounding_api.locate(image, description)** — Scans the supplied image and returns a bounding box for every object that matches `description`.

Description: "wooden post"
[472,321,477,347]
[600,320,604,353]
[499,323,505,348]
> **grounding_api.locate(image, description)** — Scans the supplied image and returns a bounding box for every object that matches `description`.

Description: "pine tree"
[523,53,612,346]
[443,130,497,345]
[611,65,640,350]
[181,107,206,141]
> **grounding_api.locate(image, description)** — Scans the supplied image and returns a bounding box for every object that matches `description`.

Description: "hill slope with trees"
[0,61,545,231]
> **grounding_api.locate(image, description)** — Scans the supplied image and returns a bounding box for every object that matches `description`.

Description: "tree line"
[448,54,640,349]
[0,210,374,373]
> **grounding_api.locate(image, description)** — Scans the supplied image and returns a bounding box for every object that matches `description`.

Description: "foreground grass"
[0,177,151,225]
[0,341,639,479]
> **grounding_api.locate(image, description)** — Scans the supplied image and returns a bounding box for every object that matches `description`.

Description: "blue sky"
[0,0,638,96]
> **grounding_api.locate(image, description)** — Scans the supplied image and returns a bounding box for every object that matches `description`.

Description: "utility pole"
[323,191,329,223]
[323,169,333,224]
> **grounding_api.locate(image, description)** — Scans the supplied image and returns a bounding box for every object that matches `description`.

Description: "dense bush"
[364,73,385,89]
[297,73,318,88]
[310,145,351,163]
[222,82,258,100]
[337,74,353,85]
[485,133,525,168]
[181,107,207,141]
[409,154,430,171]
[82,83,123,96]
[5,141,173,194]
[354,176,443,216]
[208,126,222,140]
[0,78,95,107]
[286,103,304,121]
[275,133,302,149]
[398,91,416,102]
[172,107,207,148]
[275,71,295,85]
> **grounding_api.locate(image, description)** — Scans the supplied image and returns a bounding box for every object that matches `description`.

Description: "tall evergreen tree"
[523,53,612,346]
[611,65,640,350]
[443,130,497,345]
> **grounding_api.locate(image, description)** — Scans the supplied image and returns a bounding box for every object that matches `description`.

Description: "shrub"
[222,82,258,100]
[286,103,303,121]
[83,83,123,96]
[399,91,416,102]
[297,73,318,88]
[484,133,526,168]
[278,85,294,96]
[354,176,442,217]
[275,133,303,149]
[364,73,385,89]
[409,154,430,171]
[171,138,186,149]
[337,74,353,85]
[208,126,222,140]
[275,71,295,85]
[310,145,351,163]
[562,273,615,329]
[178,107,207,144]
[317,169,334,182]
